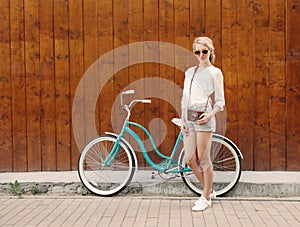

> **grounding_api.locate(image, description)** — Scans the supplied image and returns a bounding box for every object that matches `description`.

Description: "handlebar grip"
[142,100,151,104]
[122,90,135,95]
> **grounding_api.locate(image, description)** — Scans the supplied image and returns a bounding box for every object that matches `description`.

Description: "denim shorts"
[186,115,216,132]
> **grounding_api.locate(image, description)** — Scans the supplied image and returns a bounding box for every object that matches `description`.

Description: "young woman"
[181,37,225,211]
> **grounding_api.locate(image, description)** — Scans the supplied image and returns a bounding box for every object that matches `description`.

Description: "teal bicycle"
[78,90,243,196]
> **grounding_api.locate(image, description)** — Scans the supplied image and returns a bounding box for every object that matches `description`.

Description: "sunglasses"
[194,50,209,55]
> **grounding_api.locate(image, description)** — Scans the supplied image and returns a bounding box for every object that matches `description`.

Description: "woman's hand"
[197,112,212,124]
[181,120,189,136]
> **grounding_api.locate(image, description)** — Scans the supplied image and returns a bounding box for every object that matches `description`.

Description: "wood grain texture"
[190,0,205,38]
[54,0,71,170]
[25,0,41,171]
[221,0,238,145]
[286,0,300,170]
[237,0,254,170]
[40,0,56,171]
[174,0,189,155]
[144,0,159,168]
[113,0,129,136]
[206,0,222,67]
[98,0,114,141]
[10,0,27,171]
[0,0,12,171]
[206,0,224,136]
[84,0,99,145]
[269,0,286,170]
[128,0,146,167]
[0,0,299,171]
[158,0,175,165]
[253,0,270,170]
[69,0,83,170]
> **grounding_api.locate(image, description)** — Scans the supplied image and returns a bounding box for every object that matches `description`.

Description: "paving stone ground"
[0,196,299,227]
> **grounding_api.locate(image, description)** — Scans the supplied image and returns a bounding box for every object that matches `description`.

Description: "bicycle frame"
[78,90,244,197]
[104,118,190,173]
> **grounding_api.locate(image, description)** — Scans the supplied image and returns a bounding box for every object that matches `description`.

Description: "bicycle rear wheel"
[78,135,136,196]
[179,134,242,196]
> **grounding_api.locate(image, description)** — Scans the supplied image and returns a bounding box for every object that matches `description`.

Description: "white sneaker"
[194,190,216,205]
[210,190,217,199]
[192,196,211,212]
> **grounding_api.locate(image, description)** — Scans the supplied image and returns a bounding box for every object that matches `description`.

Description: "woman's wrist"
[210,106,220,117]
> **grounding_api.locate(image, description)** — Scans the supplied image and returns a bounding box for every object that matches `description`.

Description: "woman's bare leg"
[196,131,213,200]
[183,131,204,186]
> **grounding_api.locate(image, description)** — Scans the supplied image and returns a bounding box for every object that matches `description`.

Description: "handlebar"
[120,90,151,111]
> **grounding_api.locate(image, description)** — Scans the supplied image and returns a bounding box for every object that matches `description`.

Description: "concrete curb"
[0,171,299,197]
[0,181,299,197]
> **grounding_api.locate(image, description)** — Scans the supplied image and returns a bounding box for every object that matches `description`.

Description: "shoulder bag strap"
[188,66,210,112]
[187,66,199,110]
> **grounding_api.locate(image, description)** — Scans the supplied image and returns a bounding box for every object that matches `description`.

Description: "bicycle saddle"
[171,118,182,127]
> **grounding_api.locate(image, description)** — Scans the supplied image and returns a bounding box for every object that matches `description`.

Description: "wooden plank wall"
[286,0,300,170]
[0,0,299,171]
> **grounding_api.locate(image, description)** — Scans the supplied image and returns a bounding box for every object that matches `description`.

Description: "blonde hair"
[193,37,215,64]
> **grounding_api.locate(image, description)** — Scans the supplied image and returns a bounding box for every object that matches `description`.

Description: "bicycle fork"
[102,138,122,166]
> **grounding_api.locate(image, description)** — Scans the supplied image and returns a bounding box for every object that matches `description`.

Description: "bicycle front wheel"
[78,135,136,196]
[179,134,242,196]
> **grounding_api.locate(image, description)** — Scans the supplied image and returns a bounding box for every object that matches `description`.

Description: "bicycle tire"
[78,135,136,196]
[179,134,242,196]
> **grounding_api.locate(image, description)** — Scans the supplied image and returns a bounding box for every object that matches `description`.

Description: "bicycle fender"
[212,134,244,159]
[104,132,139,170]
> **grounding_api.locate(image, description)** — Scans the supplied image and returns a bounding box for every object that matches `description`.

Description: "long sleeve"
[213,69,225,111]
